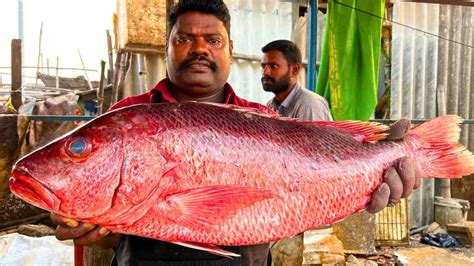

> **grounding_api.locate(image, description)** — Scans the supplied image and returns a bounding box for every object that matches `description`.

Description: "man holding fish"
[50,0,420,265]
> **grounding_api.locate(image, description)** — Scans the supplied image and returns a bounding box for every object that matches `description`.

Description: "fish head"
[9,114,124,220]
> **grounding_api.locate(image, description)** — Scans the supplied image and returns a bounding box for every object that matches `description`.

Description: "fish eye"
[65,137,92,159]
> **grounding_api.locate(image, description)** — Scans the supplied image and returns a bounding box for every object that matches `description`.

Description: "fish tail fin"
[409,115,474,178]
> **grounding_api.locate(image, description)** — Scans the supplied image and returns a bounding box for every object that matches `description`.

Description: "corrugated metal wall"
[226,0,294,104]
[391,2,474,227]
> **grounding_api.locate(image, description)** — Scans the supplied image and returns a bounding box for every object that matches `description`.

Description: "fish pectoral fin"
[171,241,240,258]
[163,185,274,226]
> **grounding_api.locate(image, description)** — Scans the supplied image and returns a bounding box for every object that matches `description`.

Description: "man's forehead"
[263,51,286,62]
[172,12,228,35]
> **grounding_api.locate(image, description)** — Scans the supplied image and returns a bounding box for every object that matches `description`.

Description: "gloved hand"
[366,119,422,213]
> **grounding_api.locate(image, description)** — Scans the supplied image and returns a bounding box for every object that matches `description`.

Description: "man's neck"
[274,82,297,104]
[171,86,226,103]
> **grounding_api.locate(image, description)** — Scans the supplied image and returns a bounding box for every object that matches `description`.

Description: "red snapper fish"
[9,102,474,256]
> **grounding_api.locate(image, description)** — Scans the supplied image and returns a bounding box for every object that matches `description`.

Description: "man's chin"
[262,86,275,92]
[180,74,216,88]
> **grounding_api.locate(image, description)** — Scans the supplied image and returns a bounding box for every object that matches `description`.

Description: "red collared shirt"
[110,78,272,112]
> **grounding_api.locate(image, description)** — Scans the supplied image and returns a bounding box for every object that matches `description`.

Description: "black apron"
[112,236,271,266]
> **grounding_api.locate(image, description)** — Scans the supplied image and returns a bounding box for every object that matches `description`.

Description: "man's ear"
[292,63,301,77]
[229,40,234,64]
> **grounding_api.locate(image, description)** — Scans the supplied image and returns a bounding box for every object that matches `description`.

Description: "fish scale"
[9,102,474,255]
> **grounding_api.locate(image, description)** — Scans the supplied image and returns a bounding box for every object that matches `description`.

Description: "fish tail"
[409,115,474,178]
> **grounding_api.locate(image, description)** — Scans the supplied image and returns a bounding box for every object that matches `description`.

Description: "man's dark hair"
[168,0,231,38]
[261,40,302,65]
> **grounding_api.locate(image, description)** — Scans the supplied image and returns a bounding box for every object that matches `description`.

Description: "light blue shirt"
[267,84,333,121]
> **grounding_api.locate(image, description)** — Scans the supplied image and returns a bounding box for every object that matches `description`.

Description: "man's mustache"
[178,55,218,72]
[261,76,275,83]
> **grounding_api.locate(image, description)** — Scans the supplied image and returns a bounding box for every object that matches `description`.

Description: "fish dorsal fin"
[161,185,274,227]
[171,241,240,258]
[306,120,390,143]
[204,103,389,143]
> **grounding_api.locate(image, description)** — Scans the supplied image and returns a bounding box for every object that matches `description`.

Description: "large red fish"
[9,102,474,256]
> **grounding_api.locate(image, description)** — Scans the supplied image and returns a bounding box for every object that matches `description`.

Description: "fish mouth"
[9,167,61,211]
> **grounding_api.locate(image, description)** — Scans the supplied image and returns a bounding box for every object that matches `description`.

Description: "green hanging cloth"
[316,0,385,121]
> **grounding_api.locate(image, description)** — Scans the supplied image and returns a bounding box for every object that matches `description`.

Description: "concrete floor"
[394,245,474,266]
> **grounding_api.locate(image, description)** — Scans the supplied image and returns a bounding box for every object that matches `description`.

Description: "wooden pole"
[35,21,43,85]
[40,53,44,74]
[106,30,114,84]
[118,53,131,100]
[56,56,59,89]
[11,39,22,110]
[97,60,106,115]
[111,52,131,104]
[111,52,123,104]
[77,49,94,91]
